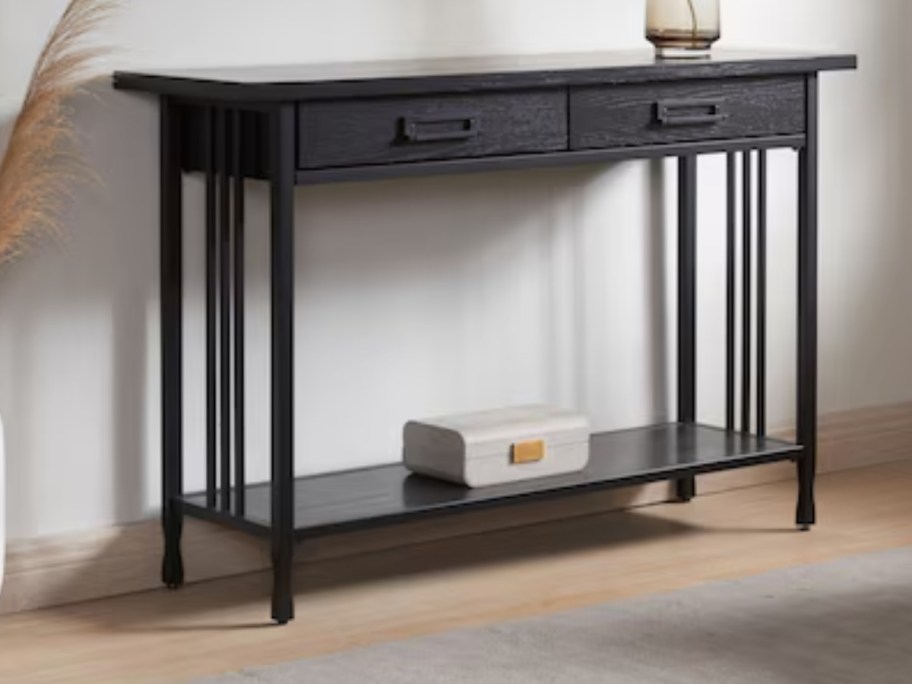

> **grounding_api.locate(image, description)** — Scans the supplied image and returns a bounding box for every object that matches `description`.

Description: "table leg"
[676,155,698,503]
[270,104,297,623]
[161,97,185,589]
[797,76,819,530]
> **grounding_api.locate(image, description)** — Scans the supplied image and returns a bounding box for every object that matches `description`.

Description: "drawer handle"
[402,115,480,143]
[656,99,728,126]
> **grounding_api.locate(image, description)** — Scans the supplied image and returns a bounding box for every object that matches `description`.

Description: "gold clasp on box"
[512,439,545,464]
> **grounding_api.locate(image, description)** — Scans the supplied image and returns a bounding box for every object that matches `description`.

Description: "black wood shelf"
[182,424,802,540]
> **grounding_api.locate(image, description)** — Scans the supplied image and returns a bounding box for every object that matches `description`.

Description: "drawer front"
[570,77,805,150]
[298,90,568,169]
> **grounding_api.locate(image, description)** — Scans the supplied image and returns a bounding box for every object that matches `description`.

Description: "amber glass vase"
[646,0,720,59]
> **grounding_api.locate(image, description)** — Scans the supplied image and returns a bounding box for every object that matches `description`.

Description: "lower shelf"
[181,423,802,539]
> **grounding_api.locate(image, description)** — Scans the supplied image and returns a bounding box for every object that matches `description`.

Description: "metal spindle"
[204,107,217,508]
[726,153,737,431]
[675,155,698,504]
[160,97,185,588]
[678,155,698,425]
[233,110,247,516]
[270,104,297,625]
[741,151,753,434]
[797,74,821,528]
[218,109,232,512]
[757,150,768,437]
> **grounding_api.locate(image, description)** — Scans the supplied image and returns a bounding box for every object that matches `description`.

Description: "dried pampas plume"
[0,0,116,262]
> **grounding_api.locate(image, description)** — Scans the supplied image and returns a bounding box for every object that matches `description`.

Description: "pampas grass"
[0,0,116,262]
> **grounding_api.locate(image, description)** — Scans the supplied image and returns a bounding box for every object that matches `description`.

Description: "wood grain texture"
[113,50,857,102]
[571,77,805,150]
[0,460,910,684]
[298,90,567,168]
[1,402,909,618]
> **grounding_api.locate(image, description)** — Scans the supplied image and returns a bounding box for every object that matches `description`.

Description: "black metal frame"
[160,96,184,590]
[269,104,297,624]
[160,100,302,622]
[796,75,820,530]
[157,75,822,625]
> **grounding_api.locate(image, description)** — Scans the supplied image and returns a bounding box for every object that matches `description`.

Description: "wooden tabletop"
[114,49,857,101]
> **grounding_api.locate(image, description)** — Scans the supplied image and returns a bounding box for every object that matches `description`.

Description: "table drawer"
[298,90,568,169]
[570,77,805,150]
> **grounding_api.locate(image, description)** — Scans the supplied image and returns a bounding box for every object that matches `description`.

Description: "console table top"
[114,49,857,100]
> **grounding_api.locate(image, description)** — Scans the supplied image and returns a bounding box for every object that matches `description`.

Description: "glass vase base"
[654,46,712,60]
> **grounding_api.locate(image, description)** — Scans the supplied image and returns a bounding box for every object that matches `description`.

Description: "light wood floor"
[2,461,911,684]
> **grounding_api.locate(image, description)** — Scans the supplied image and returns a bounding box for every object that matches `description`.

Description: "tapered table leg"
[161,97,185,588]
[270,104,297,623]
[676,155,698,503]
[797,76,819,530]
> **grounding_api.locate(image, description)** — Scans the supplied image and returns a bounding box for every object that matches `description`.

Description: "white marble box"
[403,405,590,488]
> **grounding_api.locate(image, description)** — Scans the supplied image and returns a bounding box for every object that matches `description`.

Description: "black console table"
[114,50,856,624]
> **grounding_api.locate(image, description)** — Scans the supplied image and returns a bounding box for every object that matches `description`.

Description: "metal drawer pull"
[402,115,480,143]
[656,99,728,126]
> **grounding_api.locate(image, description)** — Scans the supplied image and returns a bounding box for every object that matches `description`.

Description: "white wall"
[0,0,899,541]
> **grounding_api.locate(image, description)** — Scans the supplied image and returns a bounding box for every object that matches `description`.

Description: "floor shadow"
[298,508,699,595]
[64,506,703,633]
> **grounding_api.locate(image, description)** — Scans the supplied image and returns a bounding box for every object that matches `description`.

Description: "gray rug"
[196,547,912,683]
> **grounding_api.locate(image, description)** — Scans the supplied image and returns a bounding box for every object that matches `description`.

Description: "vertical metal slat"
[741,151,753,434]
[757,149,768,437]
[204,107,217,509]
[218,108,232,513]
[726,153,737,432]
[678,155,698,424]
[233,110,247,516]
